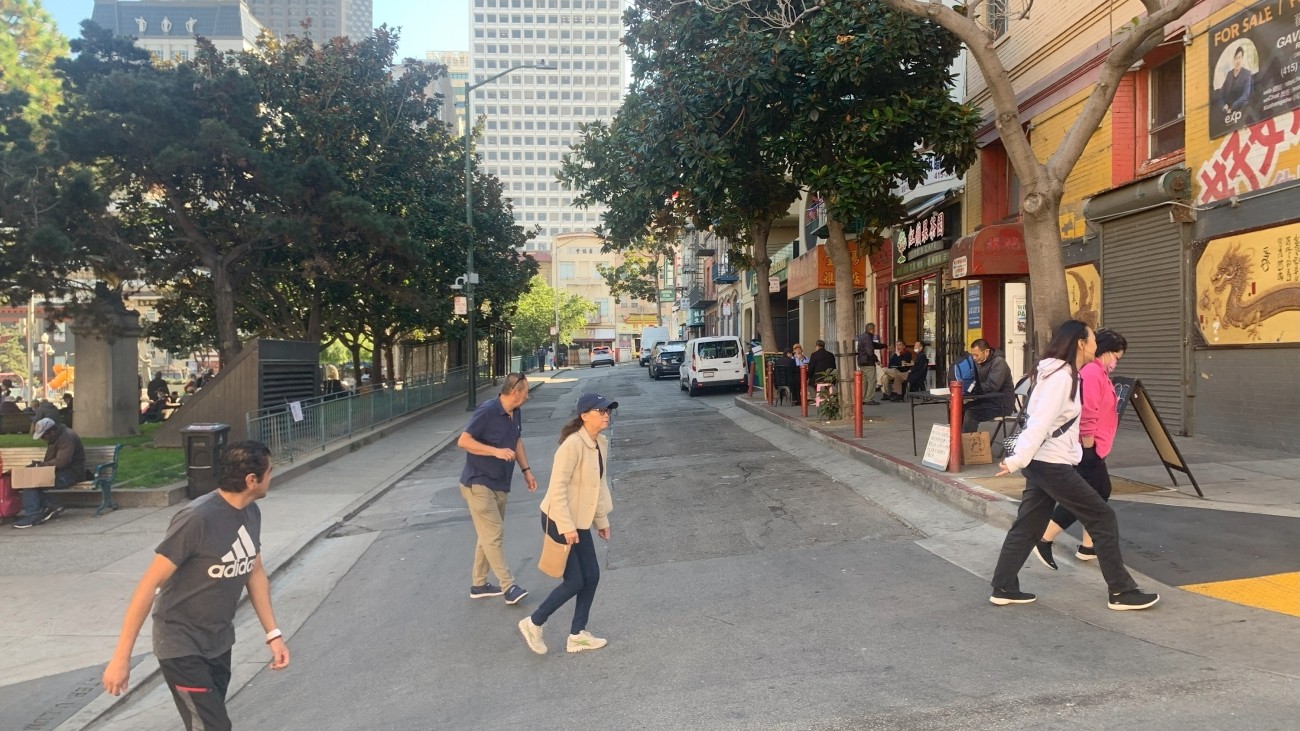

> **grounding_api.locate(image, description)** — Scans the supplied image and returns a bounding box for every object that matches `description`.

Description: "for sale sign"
[1209,0,1300,139]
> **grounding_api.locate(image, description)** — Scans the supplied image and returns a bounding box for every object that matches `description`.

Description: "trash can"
[181,423,230,499]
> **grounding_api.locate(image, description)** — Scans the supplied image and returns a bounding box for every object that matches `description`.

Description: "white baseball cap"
[33,418,56,439]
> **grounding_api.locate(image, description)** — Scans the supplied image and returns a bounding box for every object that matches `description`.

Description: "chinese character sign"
[1196,226,1300,345]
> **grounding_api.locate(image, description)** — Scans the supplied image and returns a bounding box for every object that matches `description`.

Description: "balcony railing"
[711,262,739,284]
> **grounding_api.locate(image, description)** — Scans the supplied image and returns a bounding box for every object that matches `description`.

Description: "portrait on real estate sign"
[1208,0,1300,139]
[1195,227,1300,345]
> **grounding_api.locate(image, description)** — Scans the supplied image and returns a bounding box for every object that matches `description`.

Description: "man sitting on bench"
[13,418,88,529]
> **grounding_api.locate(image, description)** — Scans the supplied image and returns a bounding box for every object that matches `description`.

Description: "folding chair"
[991,375,1032,457]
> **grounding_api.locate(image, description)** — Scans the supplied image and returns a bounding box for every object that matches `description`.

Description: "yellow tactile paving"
[1180,572,1300,617]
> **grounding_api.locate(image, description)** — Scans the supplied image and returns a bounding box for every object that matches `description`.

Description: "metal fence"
[247,366,477,464]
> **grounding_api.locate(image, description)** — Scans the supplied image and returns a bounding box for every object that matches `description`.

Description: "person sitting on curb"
[13,418,85,529]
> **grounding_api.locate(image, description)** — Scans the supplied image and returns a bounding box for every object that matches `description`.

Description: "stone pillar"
[72,307,144,438]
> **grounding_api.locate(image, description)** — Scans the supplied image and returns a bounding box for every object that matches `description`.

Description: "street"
[210,365,1298,730]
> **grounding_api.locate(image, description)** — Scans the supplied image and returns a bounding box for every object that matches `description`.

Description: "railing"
[247,367,473,464]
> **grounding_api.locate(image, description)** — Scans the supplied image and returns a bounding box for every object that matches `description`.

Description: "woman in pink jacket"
[518,393,616,655]
[1033,329,1127,570]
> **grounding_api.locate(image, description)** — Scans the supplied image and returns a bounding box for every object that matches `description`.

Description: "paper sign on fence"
[290,401,304,422]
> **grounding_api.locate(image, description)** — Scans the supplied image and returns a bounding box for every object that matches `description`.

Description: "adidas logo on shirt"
[208,525,258,579]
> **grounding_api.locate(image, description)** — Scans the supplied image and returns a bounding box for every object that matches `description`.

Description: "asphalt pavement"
[138,365,1300,728]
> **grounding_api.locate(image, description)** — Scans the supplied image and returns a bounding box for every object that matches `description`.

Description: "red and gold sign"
[787,245,868,298]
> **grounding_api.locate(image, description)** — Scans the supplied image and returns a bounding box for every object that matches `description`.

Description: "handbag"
[1004,414,1077,457]
[537,514,571,578]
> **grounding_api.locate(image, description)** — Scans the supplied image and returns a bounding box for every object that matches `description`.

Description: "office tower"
[469,0,625,252]
[427,51,469,134]
[243,0,372,41]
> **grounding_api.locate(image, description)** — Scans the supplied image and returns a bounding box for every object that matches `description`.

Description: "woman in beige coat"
[518,393,615,655]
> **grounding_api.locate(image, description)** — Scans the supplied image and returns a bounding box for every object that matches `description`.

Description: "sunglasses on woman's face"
[592,408,611,415]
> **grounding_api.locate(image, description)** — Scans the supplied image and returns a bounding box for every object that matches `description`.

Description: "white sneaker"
[518,617,547,655]
[566,630,608,653]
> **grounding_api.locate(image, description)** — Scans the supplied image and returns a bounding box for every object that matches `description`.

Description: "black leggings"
[1051,446,1111,531]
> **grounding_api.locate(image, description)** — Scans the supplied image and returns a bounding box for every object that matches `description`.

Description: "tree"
[509,276,595,353]
[780,0,977,374]
[0,0,68,129]
[561,0,802,349]
[725,0,1200,348]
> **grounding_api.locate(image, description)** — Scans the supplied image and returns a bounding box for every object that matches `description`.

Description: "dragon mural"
[1067,266,1100,330]
[1200,243,1300,343]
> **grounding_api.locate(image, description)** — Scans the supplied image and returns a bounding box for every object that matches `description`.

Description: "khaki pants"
[460,484,514,589]
[879,368,907,395]
[856,364,878,402]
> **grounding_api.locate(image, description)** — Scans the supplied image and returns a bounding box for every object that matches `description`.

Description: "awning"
[949,223,1028,279]
[903,191,949,221]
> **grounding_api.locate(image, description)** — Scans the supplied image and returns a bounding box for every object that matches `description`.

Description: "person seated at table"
[905,341,930,396]
[878,341,913,401]
[791,343,809,368]
[962,338,1015,433]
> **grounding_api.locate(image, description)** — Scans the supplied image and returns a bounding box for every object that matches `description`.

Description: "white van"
[639,326,669,366]
[679,335,746,396]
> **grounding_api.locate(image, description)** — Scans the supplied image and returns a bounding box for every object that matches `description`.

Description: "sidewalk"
[736,390,1300,618]
[0,371,568,731]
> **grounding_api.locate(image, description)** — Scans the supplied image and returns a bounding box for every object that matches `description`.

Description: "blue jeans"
[531,512,600,635]
[19,489,56,524]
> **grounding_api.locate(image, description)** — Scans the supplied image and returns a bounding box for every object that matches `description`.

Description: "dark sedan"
[648,342,686,380]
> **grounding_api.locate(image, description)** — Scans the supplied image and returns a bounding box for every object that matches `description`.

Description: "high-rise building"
[427,51,469,134]
[469,0,626,252]
[243,0,372,42]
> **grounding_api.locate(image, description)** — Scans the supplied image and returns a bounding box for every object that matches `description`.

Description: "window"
[987,0,1008,38]
[558,262,575,280]
[1149,55,1185,158]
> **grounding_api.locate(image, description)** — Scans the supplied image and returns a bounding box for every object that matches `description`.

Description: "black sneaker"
[43,506,66,523]
[1108,589,1160,611]
[11,520,37,529]
[1075,544,1097,561]
[503,584,529,605]
[1033,541,1058,570]
[469,583,503,599]
[989,588,1037,605]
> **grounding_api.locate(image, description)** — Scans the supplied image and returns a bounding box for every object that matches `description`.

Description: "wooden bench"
[1,444,122,516]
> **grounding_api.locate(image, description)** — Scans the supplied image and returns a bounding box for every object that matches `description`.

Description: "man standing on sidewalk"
[457,372,538,605]
[102,441,290,730]
[856,323,885,405]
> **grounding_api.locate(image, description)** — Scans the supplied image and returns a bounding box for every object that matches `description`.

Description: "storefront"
[893,201,961,377]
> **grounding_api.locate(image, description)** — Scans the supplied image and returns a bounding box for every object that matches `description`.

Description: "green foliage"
[0,324,25,375]
[815,368,844,421]
[0,0,68,130]
[508,276,595,352]
[1,23,533,369]
[597,250,661,303]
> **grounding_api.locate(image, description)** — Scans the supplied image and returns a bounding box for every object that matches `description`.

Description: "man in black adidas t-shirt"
[103,441,290,730]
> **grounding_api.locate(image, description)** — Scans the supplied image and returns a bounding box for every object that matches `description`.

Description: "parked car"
[590,346,615,367]
[647,341,686,380]
[679,336,746,396]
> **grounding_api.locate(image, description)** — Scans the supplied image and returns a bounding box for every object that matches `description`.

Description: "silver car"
[589,346,615,367]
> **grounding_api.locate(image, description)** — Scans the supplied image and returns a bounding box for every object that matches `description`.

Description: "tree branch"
[1046,0,1197,181]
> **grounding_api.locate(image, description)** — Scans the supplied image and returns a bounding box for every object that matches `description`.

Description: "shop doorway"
[940,291,964,379]
[1003,281,1028,382]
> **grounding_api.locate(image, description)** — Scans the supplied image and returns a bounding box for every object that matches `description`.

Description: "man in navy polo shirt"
[456,372,538,604]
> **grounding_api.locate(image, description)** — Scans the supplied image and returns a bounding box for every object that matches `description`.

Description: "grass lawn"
[0,422,185,489]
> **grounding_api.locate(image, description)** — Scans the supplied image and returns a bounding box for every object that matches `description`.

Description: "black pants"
[1052,446,1111,530]
[991,460,1137,595]
[159,650,233,731]
[531,512,600,635]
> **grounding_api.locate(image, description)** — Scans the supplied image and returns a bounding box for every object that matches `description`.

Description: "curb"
[58,378,552,731]
[734,397,1020,531]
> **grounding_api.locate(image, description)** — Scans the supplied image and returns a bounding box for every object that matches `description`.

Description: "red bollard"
[853,370,864,438]
[800,365,808,417]
[948,379,963,472]
[765,357,774,405]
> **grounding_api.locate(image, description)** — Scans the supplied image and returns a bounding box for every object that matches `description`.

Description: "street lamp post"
[464,60,556,411]
[39,332,50,400]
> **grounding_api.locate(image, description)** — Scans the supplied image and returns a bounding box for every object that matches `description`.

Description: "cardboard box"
[11,466,55,489]
[961,432,993,465]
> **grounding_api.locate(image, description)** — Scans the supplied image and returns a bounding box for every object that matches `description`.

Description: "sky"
[43,0,469,59]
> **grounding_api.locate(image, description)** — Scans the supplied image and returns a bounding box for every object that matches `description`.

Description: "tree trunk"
[349,342,362,385]
[825,219,858,392]
[1021,191,1070,353]
[749,218,779,351]
[385,341,397,384]
[306,283,323,344]
[209,260,242,366]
